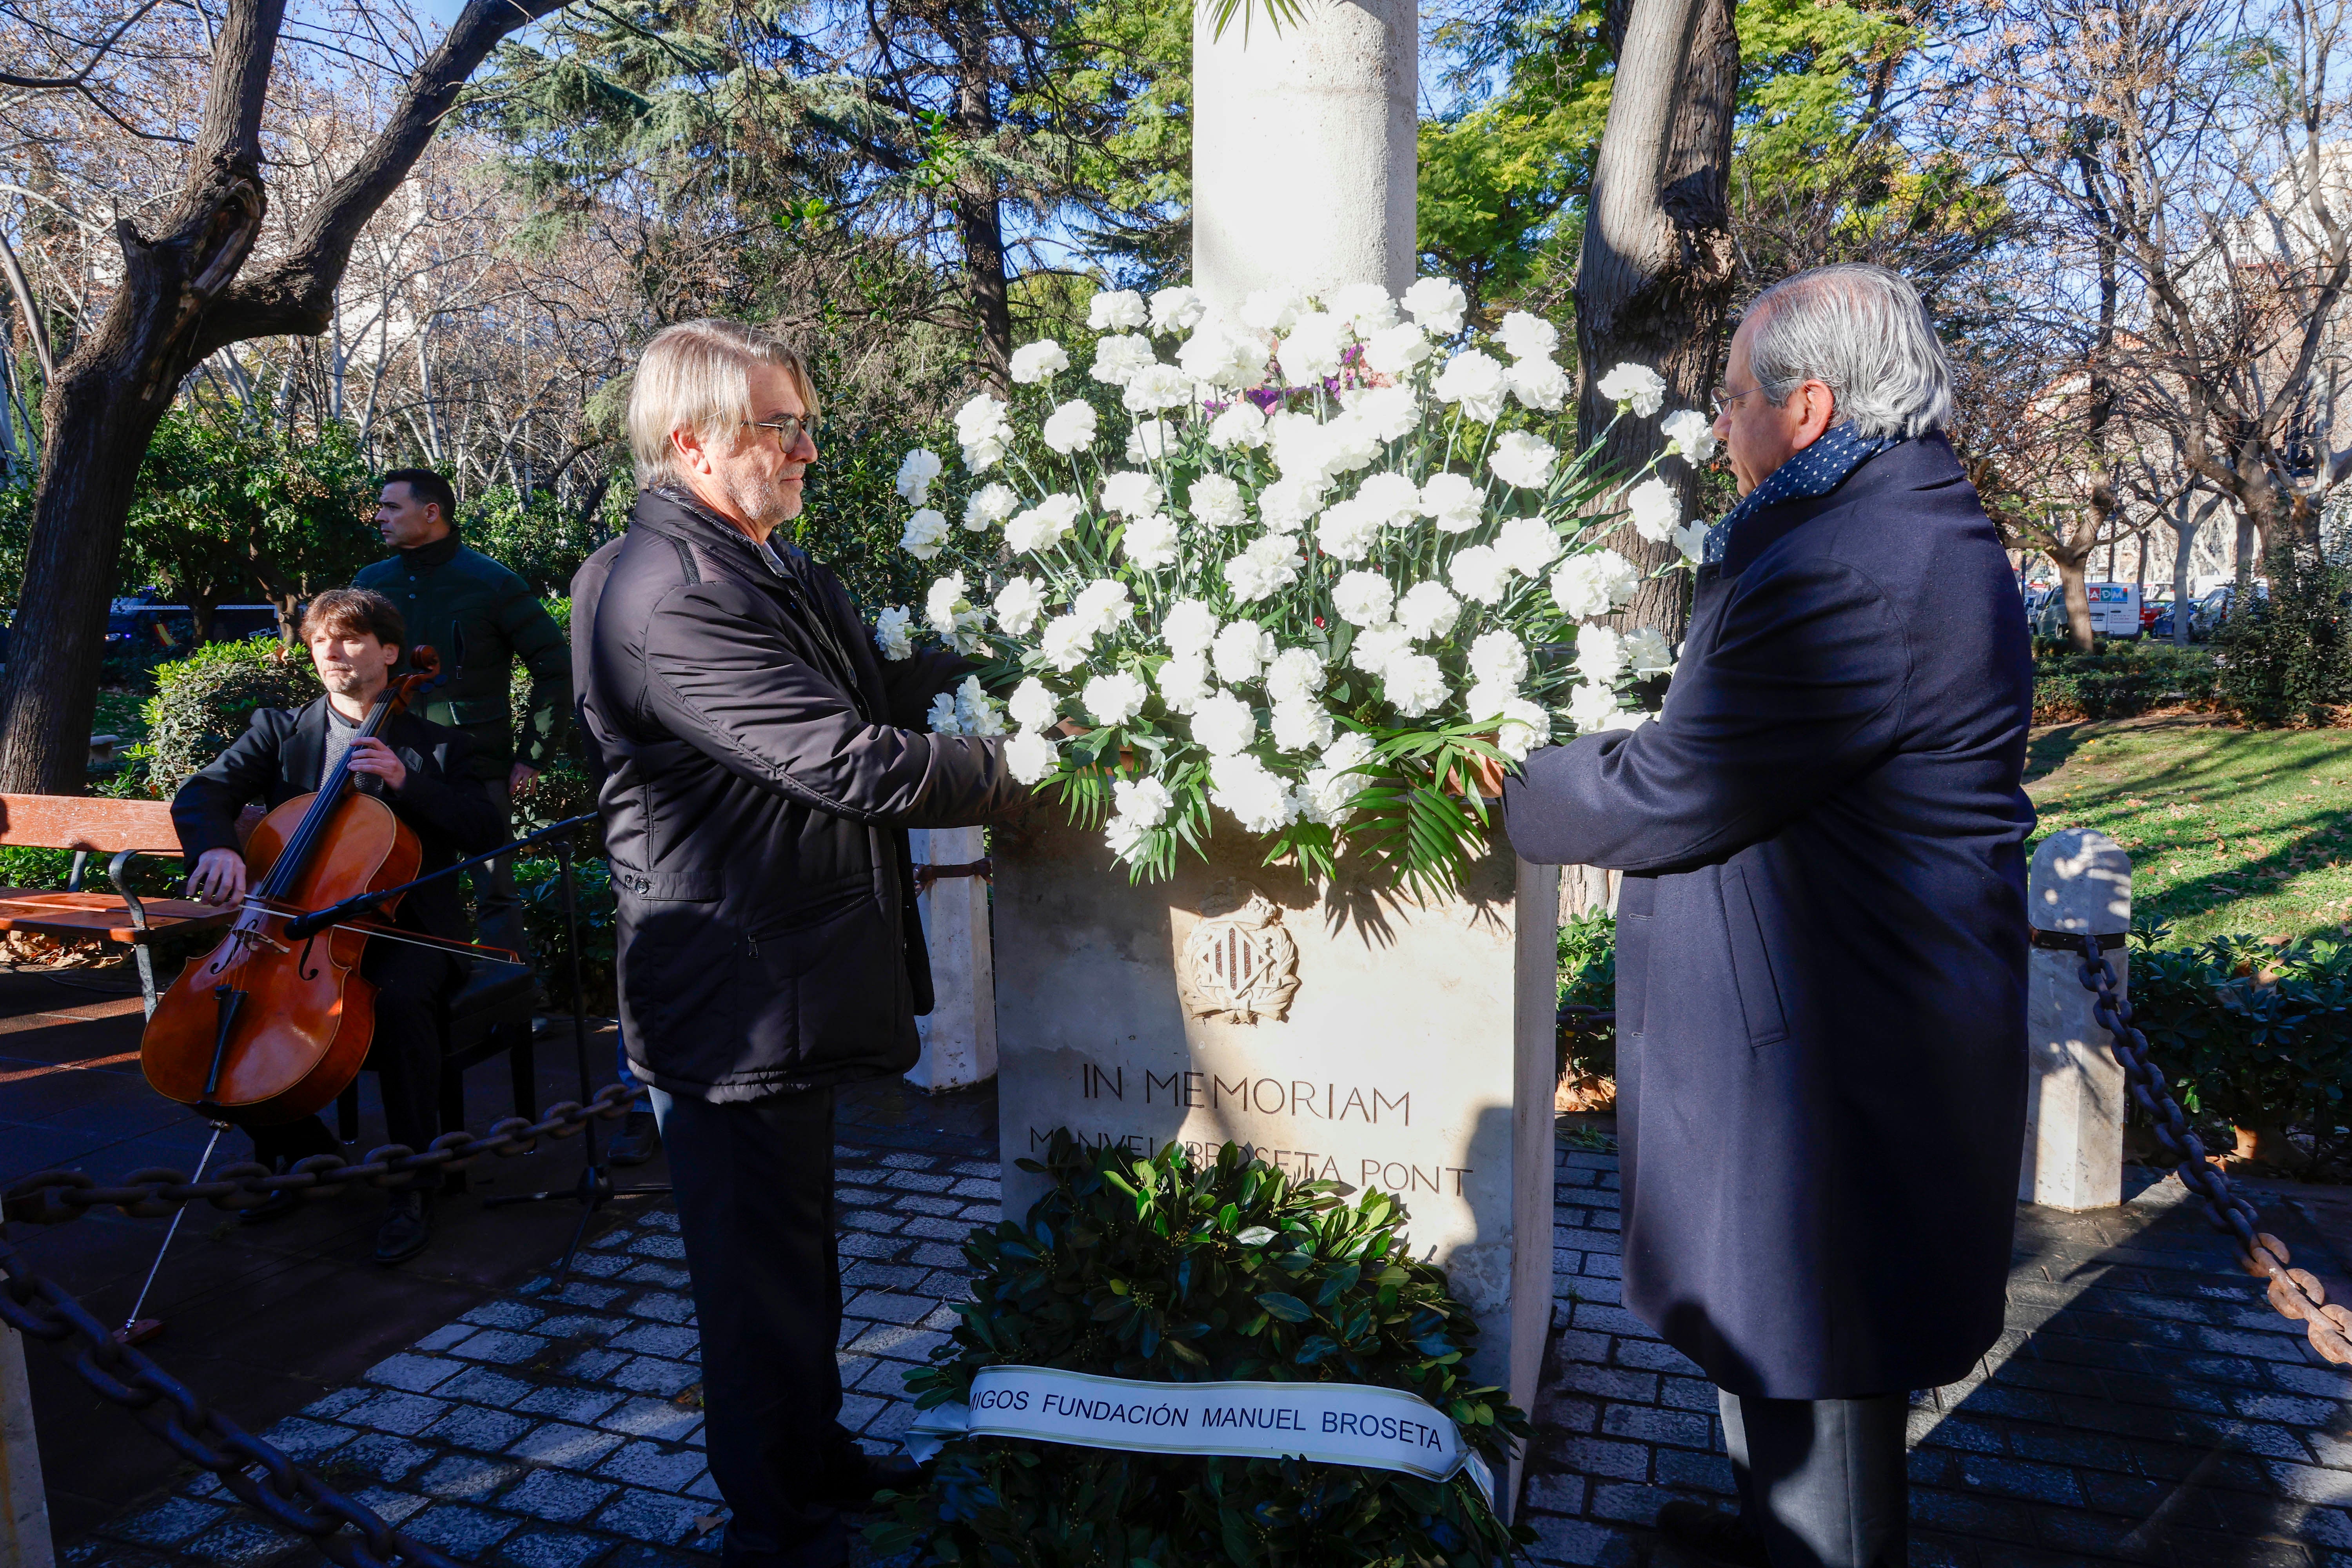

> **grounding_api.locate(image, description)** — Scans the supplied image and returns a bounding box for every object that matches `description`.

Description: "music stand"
[481,837,666,1279]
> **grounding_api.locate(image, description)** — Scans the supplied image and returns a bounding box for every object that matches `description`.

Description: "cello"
[141,649,450,1125]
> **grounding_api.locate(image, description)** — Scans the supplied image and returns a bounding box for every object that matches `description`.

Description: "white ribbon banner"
[902,1365,1495,1505]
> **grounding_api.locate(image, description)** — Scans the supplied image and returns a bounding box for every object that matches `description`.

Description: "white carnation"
[1040,615,1093,671]
[900,508,949,560]
[1161,599,1221,656]
[1258,475,1325,533]
[1188,472,1249,528]
[1126,418,1175,463]
[1396,580,1462,641]
[1300,730,1379,825]
[1661,408,1718,464]
[1211,620,1277,683]
[1354,470,1424,525]
[1674,519,1710,563]
[1348,622,1413,679]
[1105,814,1152,862]
[1400,276,1468,335]
[1265,646,1326,704]
[1271,699,1336,752]
[1008,677,1059,731]
[1574,624,1627,684]
[1550,550,1641,618]
[1069,578,1134,636]
[1488,429,1558,490]
[1091,334,1158,387]
[1330,569,1396,628]
[1157,652,1214,714]
[1506,356,1572,413]
[954,394,1011,472]
[964,482,1020,530]
[1087,290,1149,331]
[1362,322,1431,375]
[1626,626,1677,677]
[1005,728,1059,783]
[1042,399,1099,454]
[1433,350,1508,423]
[1316,497,1386,562]
[1240,286,1307,336]
[925,572,985,652]
[1208,751,1299,834]
[1421,471,1485,533]
[1468,628,1530,689]
[1465,683,1551,761]
[1597,362,1668,417]
[1192,690,1259,756]
[1624,476,1679,542]
[1009,339,1069,384]
[895,447,942,504]
[1568,681,1626,734]
[1149,286,1207,335]
[1208,400,1269,450]
[1225,534,1303,602]
[1277,311,1348,381]
[1449,544,1513,605]
[1317,409,1385,475]
[873,606,913,661]
[1346,383,1421,443]
[1496,311,1559,361]
[1100,469,1164,518]
[1112,774,1175,828]
[1382,652,1450,718]
[1005,493,1083,554]
[1327,282,1398,334]
[1496,515,1564,577]
[1122,510,1181,569]
[1177,319,1267,388]
[953,675,1006,737]
[927,689,961,735]
[1122,362,1195,414]
[1083,670,1150,726]
[993,576,1048,636]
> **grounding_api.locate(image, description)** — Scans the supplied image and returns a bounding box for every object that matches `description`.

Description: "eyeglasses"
[745,414,820,450]
[1710,385,1763,417]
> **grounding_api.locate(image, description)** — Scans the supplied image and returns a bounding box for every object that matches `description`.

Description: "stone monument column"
[2019,828,2131,1210]
[1191,0,1419,310]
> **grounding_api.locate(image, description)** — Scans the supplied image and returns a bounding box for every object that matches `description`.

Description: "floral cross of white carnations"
[880,276,1714,893]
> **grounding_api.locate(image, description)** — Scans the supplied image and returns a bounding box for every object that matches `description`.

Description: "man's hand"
[509,762,539,797]
[189,848,247,905]
[1443,738,1510,802]
[346,737,408,792]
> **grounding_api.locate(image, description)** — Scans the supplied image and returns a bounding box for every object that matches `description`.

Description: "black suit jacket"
[172,697,505,942]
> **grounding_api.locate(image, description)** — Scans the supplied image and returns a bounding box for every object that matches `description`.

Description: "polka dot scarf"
[1701,425,1902,566]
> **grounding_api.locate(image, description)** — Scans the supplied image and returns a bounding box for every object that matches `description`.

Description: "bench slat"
[0,888,234,945]
[0,794,183,855]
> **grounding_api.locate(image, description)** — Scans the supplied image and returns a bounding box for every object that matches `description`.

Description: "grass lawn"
[2026,713,2352,946]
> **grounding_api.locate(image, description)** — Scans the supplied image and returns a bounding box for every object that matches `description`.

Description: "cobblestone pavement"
[54,1109,2352,1567]
[1526,1143,2352,1567]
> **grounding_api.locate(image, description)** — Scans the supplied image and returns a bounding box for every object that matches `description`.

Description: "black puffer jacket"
[575,488,1023,1102]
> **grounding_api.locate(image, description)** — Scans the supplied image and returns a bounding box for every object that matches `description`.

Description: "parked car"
[104,601,279,649]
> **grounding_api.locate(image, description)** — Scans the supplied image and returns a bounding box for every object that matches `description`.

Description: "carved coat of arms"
[1176,882,1300,1024]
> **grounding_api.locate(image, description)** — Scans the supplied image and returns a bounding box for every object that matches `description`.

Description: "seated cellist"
[173,587,503,1263]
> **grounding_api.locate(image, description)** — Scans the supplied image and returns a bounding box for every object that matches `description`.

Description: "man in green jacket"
[357,468,570,966]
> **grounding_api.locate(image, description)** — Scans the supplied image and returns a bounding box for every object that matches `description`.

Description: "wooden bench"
[0,794,236,1013]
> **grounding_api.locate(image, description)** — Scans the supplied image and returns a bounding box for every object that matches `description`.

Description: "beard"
[718,465,802,530]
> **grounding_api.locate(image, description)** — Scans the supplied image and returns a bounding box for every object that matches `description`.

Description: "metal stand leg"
[115,1121,227,1346]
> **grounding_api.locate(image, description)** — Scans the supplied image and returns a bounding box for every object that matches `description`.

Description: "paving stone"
[845,1292,935,1325]
[630,1292,698,1324]
[417,1452,528,1499]
[498,1528,617,1568]
[327,1433,437,1484]
[537,1314,624,1340]
[111,1498,225,1546]
[879,1153,935,1171]
[567,1349,632,1380]
[518,1386,626,1424]
[343,1390,456,1435]
[622,1263,695,1288]
[301,1387,371,1420]
[596,1489,709,1545]
[414,1324,475,1353]
[610,1323,701,1358]
[604,1397,704,1443]
[439,1368,536,1407]
[599,1440,708,1492]
[505,1468,623,1523]
[426,1404,538,1454]
[559,1281,631,1307]
[454,1329,555,1365]
[569,1252,635,1278]
[403,1504,522,1557]
[349,1485,432,1526]
[511,1421,629,1470]
[612,1356,702,1395]
[256,1417,356,1458]
[463,1301,549,1330]
[895,1195,964,1217]
[628,1234,688,1260]
[179,1516,304,1567]
[849,1324,950,1362]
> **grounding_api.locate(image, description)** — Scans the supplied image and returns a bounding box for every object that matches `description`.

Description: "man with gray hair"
[1504,264,2034,1567]
[574,319,1023,1568]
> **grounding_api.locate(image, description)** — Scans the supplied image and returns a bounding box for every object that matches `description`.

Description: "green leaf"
[1255,1291,1312,1323]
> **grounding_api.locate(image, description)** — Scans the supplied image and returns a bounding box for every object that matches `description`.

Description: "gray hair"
[1744,264,1955,439]
[627,319,818,490]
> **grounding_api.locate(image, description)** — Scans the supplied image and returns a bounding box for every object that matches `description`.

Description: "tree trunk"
[953,44,1011,392]
[2057,549,2094,651]
[1572,0,1739,644]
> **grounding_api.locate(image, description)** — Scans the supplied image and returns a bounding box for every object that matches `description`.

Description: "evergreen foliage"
[135,639,318,800]
[872,1132,1531,1565]
[2214,548,2352,726]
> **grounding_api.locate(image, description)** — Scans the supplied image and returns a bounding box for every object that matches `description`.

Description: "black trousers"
[649,1083,856,1568]
[1720,1389,1910,1568]
[249,941,458,1189]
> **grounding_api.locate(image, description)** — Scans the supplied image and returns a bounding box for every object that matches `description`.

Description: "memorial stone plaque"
[989,799,1560,1423]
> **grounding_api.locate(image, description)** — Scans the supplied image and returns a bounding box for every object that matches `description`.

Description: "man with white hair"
[573,319,1023,1568]
[1504,264,2034,1568]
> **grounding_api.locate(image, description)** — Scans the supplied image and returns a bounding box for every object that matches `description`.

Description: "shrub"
[872,1132,1530,1566]
[2032,643,2219,724]
[2214,547,2352,726]
[1557,907,1617,1083]
[2126,927,2352,1161]
[515,855,615,1013]
[138,639,318,799]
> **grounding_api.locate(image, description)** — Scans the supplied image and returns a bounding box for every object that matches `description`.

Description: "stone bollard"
[905,826,998,1093]
[2,1320,54,1568]
[2019,828,2132,1210]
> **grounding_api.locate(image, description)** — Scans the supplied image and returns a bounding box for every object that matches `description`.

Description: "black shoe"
[373,1191,431,1265]
[818,1452,923,1512]
[1655,1500,1770,1567]
[607,1111,661,1168]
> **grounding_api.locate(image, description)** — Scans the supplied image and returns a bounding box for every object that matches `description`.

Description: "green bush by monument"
[2031,643,2217,724]
[135,637,319,799]
[872,1132,1530,1565]
[2215,548,2352,727]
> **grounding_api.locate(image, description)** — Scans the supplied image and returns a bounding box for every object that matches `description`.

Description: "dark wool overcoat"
[575,489,1025,1104]
[1503,434,2036,1399]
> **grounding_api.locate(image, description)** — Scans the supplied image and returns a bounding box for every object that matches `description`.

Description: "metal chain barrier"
[1,1083,641,1227]
[0,1236,463,1567]
[2071,933,2352,1364]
